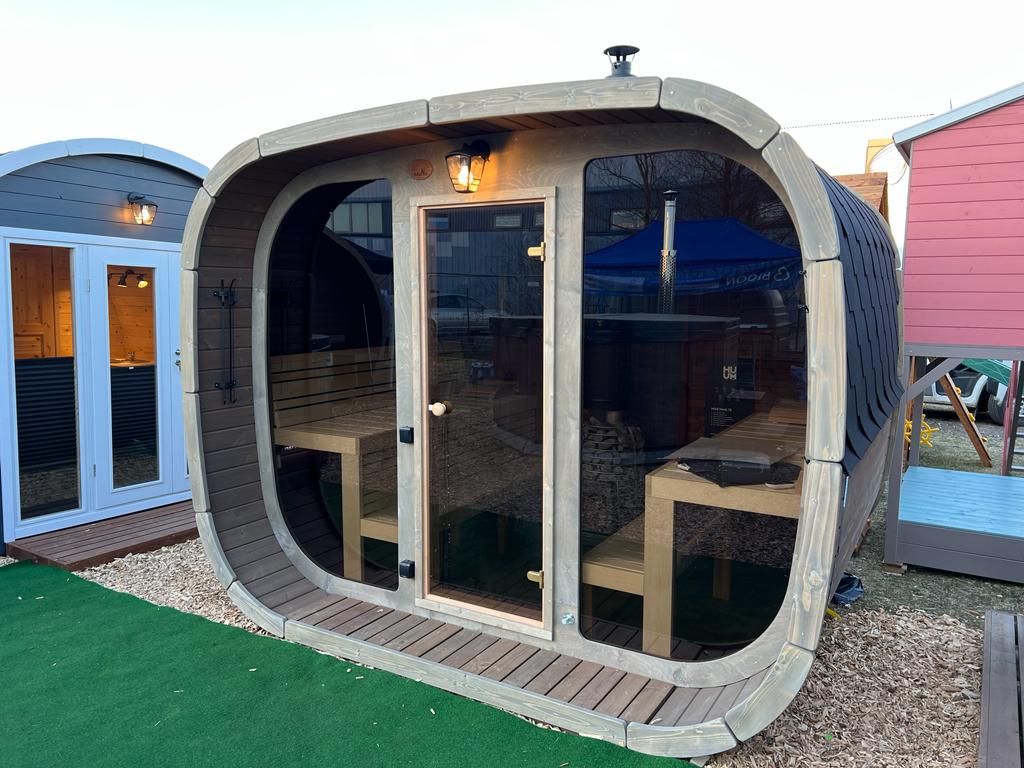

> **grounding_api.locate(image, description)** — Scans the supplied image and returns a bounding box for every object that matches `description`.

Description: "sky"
[3,0,1023,248]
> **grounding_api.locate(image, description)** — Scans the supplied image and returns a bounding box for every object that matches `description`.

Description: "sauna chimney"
[604,45,639,77]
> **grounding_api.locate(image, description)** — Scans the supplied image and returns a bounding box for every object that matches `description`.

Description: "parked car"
[430,293,507,336]
[923,362,1009,424]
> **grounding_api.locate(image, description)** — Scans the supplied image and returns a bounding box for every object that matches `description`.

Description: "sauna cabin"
[182,52,901,759]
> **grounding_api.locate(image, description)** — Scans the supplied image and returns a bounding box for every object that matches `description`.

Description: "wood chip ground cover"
[77,539,984,767]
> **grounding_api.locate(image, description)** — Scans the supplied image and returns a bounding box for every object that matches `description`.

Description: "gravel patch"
[713,609,981,768]
[0,556,15,568]
[77,538,259,632]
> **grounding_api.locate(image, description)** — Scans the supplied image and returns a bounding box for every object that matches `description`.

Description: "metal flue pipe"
[658,190,678,313]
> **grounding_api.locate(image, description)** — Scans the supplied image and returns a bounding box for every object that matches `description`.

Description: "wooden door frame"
[410,188,557,641]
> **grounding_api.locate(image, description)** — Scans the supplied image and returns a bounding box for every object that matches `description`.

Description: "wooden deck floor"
[238,563,773,738]
[7,501,197,570]
[901,467,1024,538]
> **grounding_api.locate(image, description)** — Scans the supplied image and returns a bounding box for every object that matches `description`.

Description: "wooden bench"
[979,611,1023,768]
[271,350,398,581]
[581,408,805,656]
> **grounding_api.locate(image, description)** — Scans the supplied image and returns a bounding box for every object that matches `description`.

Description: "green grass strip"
[0,562,690,767]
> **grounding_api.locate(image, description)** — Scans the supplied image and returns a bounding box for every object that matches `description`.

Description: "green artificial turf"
[0,562,690,768]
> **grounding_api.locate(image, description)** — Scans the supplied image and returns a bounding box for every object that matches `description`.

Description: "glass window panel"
[351,203,368,232]
[334,204,351,232]
[580,149,804,661]
[268,180,398,589]
[368,203,383,234]
[10,244,80,518]
[107,265,159,488]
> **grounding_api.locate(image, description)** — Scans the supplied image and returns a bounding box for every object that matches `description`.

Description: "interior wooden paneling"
[10,244,73,359]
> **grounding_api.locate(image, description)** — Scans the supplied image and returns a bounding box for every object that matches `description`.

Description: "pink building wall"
[903,97,1024,350]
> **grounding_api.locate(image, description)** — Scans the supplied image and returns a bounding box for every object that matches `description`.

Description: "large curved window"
[267,180,397,589]
[579,150,804,659]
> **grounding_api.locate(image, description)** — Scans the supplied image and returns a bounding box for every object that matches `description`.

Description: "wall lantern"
[445,141,490,193]
[128,193,158,225]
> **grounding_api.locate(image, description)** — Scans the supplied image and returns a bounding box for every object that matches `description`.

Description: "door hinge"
[526,242,546,262]
[92,464,96,477]
[526,569,544,590]
[86,279,91,293]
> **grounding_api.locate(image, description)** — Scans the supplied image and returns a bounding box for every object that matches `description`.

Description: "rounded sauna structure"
[182,75,900,759]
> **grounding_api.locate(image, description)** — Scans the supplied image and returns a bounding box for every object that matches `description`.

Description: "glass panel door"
[91,249,180,507]
[8,244,81,520]
[423,202,546,624]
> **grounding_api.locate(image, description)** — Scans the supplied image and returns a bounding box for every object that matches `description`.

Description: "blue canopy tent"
[585,218,801,295]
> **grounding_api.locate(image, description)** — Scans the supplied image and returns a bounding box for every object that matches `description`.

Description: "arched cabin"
[181,69,901,759]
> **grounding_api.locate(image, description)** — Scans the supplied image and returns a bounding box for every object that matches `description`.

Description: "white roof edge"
[893,80,1024,161]
[0,138,207,180]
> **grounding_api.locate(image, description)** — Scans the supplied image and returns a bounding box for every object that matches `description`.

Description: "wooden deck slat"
[261,580,318,610]
[384,619,445,652]
[705,679,749,720]
[438,633,501,670]
[593,672,649,717]
[480,644,539,682]
[502,649,559,688]
[403,624,463,658]
[570,667,626,710]
[524,655,583,695]
[421,628,481,663]
[620,679,675,725]
[676,685,724,727]
[364,614,428,645]
[276,591,348,622]
[460,638,518,675]
[331,606,392,636]
[547,661,603,702]
[649,686,699,726]
[305,597,362,627]
[7,501,197,570]
[348,610,411,641]
[321,601,381,631]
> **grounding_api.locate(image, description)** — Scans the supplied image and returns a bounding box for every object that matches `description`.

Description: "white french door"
[1,231,189,542]
[88,247,189,508]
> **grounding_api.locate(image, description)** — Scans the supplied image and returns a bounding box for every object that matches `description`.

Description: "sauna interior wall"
[189,119,827,687]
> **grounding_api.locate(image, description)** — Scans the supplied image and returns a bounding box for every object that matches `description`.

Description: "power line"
[783,113,935,130]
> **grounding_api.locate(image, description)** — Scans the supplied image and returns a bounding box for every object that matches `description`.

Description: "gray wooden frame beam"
[905,357,961,400]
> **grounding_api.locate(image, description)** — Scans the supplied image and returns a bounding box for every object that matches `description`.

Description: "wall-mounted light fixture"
[108,269,150,288]
[127,193,158,225]
[445,140,490,193]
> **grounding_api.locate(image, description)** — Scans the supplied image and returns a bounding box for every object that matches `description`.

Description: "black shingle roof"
[818,170,903,473]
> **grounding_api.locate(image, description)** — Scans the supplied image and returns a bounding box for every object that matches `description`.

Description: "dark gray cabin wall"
[0,154,201,242]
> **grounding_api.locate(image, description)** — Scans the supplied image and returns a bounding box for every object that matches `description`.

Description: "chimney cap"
[603,45,639,78]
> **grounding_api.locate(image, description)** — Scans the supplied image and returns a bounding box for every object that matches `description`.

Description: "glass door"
[90,248,186,507]
[421,201,549,627]
[6,243,84,522]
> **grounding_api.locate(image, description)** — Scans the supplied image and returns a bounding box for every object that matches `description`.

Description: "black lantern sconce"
[445,140,490,193]
[128,193,158,225]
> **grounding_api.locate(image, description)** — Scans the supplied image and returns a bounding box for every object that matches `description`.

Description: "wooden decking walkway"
[7,501,197,570]
[979,611,1023,768]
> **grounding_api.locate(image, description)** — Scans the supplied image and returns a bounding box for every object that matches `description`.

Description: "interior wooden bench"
[581,404,806,654]
[979,610,1023,768]
[271,349,398,580]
